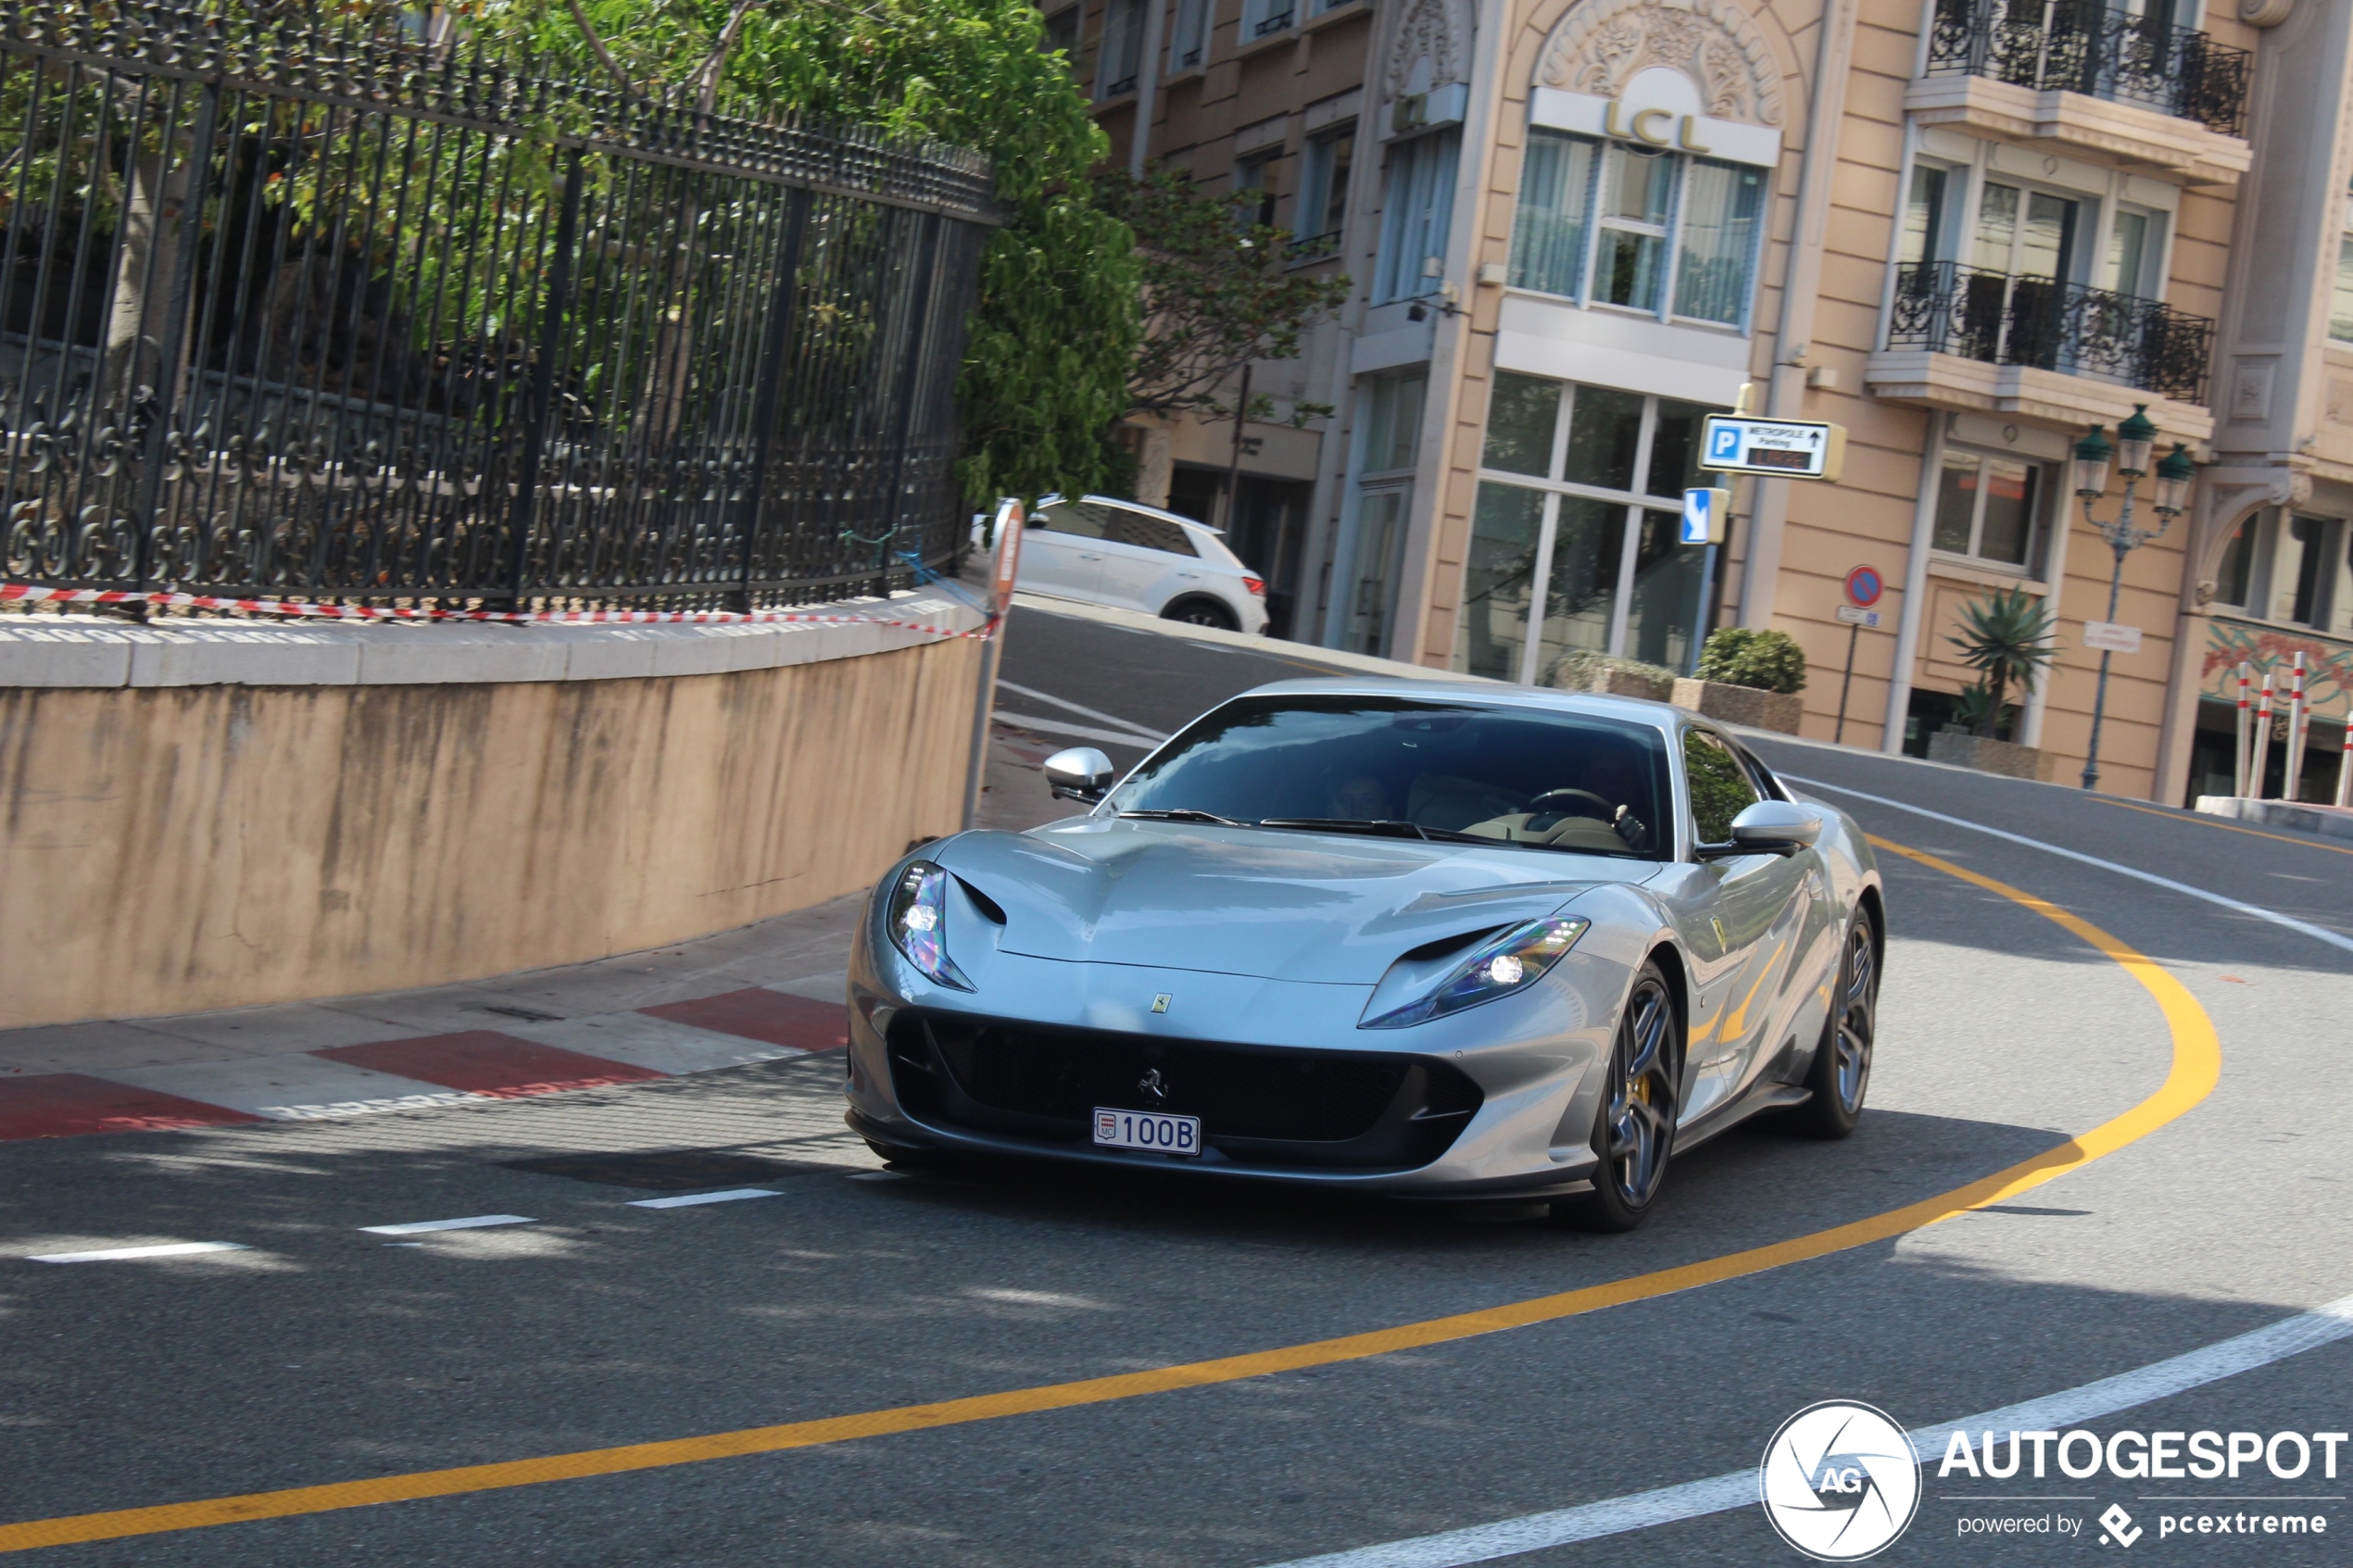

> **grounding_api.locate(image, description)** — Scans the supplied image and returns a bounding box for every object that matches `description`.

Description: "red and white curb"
[0,981,848,1141]
[0,581,999,640]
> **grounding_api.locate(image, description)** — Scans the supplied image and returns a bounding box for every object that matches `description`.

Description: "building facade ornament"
[1534,0,1786,129]
[2190,463,2310,606]
[1387,0,1475,100]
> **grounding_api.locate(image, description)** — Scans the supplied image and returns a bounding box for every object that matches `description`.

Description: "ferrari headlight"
[886,861,973,990]
[1360,917,1589,1029]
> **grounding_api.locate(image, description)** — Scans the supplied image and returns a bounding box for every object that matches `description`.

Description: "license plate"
[1092,1107,1202,1157]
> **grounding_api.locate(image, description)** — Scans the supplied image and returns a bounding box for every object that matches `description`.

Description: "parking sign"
[1698,415,1846,482]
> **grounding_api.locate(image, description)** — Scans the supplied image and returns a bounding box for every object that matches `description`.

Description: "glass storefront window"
[1456,375,1723,683]
[1564,384,1642,491]
[1342,369,1428,658]
[1482,373,1561,476]
[1626,509,1708,671]
[1457,483,1547,680]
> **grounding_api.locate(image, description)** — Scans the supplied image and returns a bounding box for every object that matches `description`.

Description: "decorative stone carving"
[1535,0,1786,129]
[1387,0,1474,99]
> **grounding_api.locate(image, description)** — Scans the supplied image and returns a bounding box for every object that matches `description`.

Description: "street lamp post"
[2071,404,2196,791]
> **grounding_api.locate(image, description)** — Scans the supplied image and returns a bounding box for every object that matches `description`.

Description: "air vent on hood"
[954,876,1008,925]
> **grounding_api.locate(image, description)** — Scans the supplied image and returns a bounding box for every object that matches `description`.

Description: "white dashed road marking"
[625,1188,783,1209]
[30,1242,250,1263]
[359,1214,535,1236]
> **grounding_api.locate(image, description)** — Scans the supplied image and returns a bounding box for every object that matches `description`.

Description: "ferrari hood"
[934,818,1655,985]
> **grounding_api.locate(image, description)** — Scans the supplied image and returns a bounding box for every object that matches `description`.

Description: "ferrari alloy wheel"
[1568,960,1680,1232]
[1798,911,1878,1139]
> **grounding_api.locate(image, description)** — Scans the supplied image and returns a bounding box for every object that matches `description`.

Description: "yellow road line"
[2089,792,2353,858]
[0,836,2221,1554]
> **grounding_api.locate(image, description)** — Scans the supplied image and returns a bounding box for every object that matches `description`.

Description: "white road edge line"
[1783,774,2353,957]
[1258,1291,2353,1568]
[991,712,1164,751]
[625,1188,782,1210]
[993,679,1170,742]
[28,1242,249,1263]
[359,1214,535,1236]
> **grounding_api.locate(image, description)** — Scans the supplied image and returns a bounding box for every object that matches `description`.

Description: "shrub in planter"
[1695,628,1807,694]
[1676,627,1807,733]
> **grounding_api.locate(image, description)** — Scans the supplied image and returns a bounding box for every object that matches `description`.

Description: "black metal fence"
[0,2,996,612]
[1887,260,2214,405]
[1926,0,2251,137]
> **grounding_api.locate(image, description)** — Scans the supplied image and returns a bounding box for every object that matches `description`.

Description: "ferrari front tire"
[1563,960,1681,1233]
[1795,911,1878,1140]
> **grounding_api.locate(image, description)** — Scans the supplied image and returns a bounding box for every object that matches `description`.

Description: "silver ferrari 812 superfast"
[844,681,1883,1228]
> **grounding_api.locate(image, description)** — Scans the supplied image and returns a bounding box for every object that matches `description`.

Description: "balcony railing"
[1287,230,1343,265]
[1886,261,2213,405]
[1925,0,2251,136]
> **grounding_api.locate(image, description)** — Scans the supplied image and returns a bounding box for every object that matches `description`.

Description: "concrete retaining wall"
[0,596,982,1029]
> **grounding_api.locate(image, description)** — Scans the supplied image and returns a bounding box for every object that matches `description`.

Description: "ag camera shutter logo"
[1759,1400,1921,1561]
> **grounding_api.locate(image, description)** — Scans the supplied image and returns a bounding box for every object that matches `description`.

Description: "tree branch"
[694,0,763,113]
[567,0,637,97]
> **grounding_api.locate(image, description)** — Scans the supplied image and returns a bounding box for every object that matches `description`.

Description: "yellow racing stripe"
[0,834,2221,1553]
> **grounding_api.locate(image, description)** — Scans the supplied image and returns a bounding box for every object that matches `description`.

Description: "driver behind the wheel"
[1327,772,1398,822]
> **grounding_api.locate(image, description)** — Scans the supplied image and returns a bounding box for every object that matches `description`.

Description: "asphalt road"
[4,604,2349,1567]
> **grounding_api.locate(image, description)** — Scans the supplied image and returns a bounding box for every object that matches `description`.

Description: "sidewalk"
[0,726,1069,1142]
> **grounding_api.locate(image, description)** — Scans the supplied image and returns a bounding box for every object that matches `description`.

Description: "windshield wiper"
[1255,817,1433,840]
[1117,808,1243,825]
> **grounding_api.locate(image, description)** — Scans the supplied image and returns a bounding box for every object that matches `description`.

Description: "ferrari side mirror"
[1043,746,1115,803]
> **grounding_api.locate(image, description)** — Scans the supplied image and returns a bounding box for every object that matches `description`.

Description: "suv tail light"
[1243,575,1266,596]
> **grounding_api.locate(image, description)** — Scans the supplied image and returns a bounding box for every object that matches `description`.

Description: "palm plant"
[1946,588,2057,738]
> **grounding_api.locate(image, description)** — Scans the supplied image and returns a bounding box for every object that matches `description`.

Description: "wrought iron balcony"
[1886,261,2213,405]
[1925,0,2251,136]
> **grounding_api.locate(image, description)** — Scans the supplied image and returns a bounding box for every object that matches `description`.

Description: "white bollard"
[2252,671,2275,800]
[2233,661,2253,798]
[2285,653,2309,803]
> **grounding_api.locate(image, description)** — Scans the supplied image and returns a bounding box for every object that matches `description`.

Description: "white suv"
[1010,495,1268,633]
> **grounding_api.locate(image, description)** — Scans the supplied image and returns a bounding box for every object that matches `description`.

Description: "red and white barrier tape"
[0,582,997,640]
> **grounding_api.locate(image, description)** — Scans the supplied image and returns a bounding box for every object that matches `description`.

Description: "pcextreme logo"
[1760,1401,1922,1561]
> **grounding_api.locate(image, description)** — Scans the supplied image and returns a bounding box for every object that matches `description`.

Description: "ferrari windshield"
[1109,696,1672,859]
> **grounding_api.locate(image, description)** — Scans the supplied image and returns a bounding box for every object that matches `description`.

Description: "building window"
[1898,162,1952,267]
[2209,509,2350,631]
[1931,447,2049,571]
[2333,172,2353,343]
[1097,0,1143,96]
[1506,131,1764,328]
[1341,370,1427,656]
[1040,5,1079,62]
[1291,125,1353,260]
[1241,0,1294,39]
[1456,373,1720,682]
[1375,130,1459,303]
[1235,149,1280,230]
[1168,0,1209,69]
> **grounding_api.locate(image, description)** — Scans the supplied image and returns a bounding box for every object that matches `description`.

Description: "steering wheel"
[1526,788,1617,821]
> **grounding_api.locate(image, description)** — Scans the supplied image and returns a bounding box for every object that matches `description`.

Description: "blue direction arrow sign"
[1681,487,1731,546]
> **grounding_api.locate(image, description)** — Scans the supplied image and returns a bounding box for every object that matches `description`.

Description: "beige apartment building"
[1058,0,2353,804]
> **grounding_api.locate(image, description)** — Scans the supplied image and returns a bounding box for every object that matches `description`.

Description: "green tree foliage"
[1098,169,1350,428]
[484,0,1139,504]
[1945,586,2056,737]
[1696,627,1808,695]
